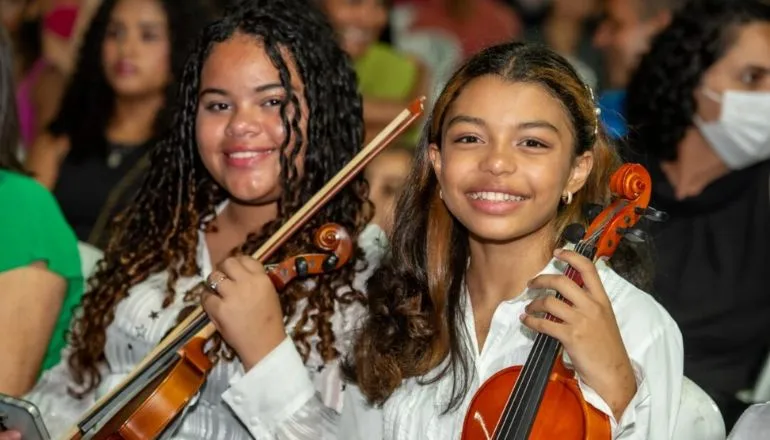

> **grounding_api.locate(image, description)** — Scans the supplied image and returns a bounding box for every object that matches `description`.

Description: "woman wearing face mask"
[625,0,770,430]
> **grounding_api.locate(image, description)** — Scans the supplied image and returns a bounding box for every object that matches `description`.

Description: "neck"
[465,222,555,308]
[107,93,165,145]
[543,15,582,56]
[660,126,729,200]
[218,199,279,239]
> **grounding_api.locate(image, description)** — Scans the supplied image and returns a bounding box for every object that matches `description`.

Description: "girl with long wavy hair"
[335,42,684,439]
[16,1,381,438]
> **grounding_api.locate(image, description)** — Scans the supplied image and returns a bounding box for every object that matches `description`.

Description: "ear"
[565,150,594,195]
[428,142,442,181]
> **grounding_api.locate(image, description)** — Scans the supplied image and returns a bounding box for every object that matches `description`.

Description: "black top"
[53,141,151,249]
[642,157,770,429]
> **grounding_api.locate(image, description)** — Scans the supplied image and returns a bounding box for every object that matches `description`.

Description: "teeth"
[468,192,525,202]
[228,150,273,158]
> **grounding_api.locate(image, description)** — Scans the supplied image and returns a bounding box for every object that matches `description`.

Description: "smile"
[467,191,528,202]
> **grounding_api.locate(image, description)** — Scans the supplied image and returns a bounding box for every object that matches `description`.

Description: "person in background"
[0,0,67,149]
[25,0,211,248]
[523,0,603,90]
[364,142,413,235]
[592,0,683,138]
[320,0,428,144]
[625,0,770,430]
[0,26,82,397]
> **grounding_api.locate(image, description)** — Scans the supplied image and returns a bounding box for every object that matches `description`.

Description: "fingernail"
[519,313,527,321]
[554,248,563,256]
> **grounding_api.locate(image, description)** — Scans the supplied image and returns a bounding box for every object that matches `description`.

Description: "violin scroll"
[265,223,353,290]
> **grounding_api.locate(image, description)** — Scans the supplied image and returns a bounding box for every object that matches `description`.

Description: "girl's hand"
[201,256,286,371]
[521,249,637,419]
[0,431,21,440]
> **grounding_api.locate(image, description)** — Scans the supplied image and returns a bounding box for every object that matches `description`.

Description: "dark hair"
[0,27,24,173]
[344,41,649,411]
[67,0,370,396]
[47,0,212,161]
[625,0,770,162]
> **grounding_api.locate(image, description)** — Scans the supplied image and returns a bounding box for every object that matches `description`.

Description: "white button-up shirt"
[223,258,684,440]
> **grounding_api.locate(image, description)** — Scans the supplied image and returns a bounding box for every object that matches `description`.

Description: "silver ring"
[207,272,228,292]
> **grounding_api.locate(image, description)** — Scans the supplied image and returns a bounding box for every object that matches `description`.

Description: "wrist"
[236,325,287,371]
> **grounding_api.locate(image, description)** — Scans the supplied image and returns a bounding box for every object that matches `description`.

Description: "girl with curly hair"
[336,41,683,439]
[625,0,770,430]
[25,0,212,248]
[17,0,382,438]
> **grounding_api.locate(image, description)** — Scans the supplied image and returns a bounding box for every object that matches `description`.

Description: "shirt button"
[250,417,260,427]
[232,393,243,405]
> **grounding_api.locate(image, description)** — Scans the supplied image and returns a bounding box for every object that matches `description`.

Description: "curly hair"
[47,0,212,162]
[67,0,370,396]
[344,41,650,411]
[625,0,770,162]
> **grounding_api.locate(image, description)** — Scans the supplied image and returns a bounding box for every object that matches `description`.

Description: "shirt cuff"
[577,360,650,438]
[222,336,315,432]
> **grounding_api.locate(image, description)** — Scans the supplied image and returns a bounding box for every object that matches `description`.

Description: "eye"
[141,29,163,42]
[519,138,548,148]
[204,102,230,112]
[740,66,770,87]
[262,98,284,108]
[454,134,482,144]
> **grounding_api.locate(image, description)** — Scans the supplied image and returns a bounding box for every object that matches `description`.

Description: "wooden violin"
[461,163,667,440]
[62,98,425,440]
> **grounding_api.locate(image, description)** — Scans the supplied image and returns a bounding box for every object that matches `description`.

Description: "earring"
[561,191,573,205]
[439,189,443,199]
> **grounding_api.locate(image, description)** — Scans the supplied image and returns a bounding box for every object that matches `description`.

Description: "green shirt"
[0,169,83,373]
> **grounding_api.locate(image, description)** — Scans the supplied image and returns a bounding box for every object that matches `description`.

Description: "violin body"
[462,357,610,440]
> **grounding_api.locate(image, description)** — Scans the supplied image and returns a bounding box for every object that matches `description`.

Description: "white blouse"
[223,257,684,439]
[24,223,387,440]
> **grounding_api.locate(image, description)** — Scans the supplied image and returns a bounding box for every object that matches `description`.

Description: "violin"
[62,98,425,440]
[461,163,667,440]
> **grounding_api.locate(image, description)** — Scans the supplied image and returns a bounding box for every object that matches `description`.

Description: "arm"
[0,263,66,396]
[31,66,66,142]
[25,134,70,189]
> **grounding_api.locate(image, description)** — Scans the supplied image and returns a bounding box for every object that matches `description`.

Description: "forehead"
[110,0,167,23]
[200,33,303,90]
[444,76,573,134]
[718,22,770,68]
[606,0,642,23]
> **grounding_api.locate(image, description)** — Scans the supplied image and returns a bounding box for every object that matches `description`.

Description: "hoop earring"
[439,189,443,199]
[561,191,573,205]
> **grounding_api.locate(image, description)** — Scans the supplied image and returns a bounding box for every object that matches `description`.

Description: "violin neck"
[492,245,595,440]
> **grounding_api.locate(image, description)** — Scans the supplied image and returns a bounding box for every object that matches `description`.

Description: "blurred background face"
[593,0,670,88]
[323,0,387,59]
[365,146,412,233]
[102,0,170,98]
[695,22,770,122]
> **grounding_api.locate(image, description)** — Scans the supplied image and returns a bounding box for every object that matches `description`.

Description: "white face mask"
[693,88,770,170]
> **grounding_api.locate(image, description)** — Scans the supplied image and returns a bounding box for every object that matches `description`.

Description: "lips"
[113,60,137,76]
[223,147,277,168]
[465,190,530,215]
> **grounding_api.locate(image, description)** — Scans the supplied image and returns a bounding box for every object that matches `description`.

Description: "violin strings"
[494,238,593,439]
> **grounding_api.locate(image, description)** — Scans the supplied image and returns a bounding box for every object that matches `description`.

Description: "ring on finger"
[207,272,228,292]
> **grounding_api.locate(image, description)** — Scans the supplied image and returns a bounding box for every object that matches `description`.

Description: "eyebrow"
[199,83,284,98]
[445,115,560,133]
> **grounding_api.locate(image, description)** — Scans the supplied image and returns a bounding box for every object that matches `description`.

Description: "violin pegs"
[584,203,604,223]
[563,223,586,244]
[635,207,669,222]
[619,227,649,243]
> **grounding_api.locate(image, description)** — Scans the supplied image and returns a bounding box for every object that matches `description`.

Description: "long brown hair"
[344,42,647,411]
[67,0,370,396]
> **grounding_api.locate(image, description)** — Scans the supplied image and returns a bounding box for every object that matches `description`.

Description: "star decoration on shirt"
[149,310,160,320]
[135,324,147,339]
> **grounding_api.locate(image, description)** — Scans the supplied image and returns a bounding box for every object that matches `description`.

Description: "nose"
[479,142,517,176]
[225,106,263,139]
[116,30,139,58]
[593,22,610,49]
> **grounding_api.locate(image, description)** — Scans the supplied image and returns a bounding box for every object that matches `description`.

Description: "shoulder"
[598,262,683,353]
[0,170,59,212]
